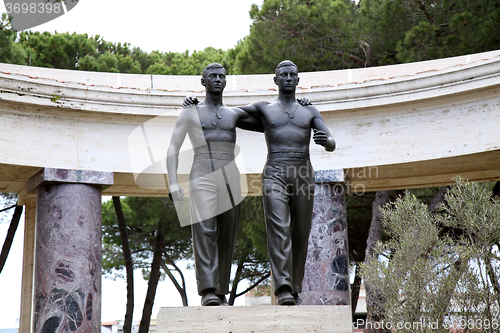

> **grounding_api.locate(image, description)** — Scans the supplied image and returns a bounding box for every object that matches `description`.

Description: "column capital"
[314,169,347,184]
[27,168,114,193]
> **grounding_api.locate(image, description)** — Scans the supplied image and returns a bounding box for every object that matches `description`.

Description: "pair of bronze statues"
[167,61,335,306]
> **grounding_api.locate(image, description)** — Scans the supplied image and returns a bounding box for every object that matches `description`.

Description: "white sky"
[0,0,263,328]
[2,0,263,53]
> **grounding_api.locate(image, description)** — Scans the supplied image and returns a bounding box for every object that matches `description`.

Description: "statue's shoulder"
[303,103,320,114]
[254,100,272,112]
[229,106,244,114]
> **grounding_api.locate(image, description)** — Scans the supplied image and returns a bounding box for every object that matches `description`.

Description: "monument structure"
[185,60,336,305]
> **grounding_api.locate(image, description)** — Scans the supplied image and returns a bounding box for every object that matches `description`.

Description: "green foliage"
[15,31,143,73]
[17,31,97,69]
[221,39,246,75]
[0,193,17,224]
[6,29,226,75]
[355,0,405,65]
[0,14,26,65]
[361,179,500,332]
[146,47,228,75]
[234,0,363,74]
[233,196,270,286]
[2,0,500,74]
[390,0,500,63]
[347,188,440,268]
[102,197,192,280]
[440,180,500,247]
[51,95,61,103]
[235,0,500,72]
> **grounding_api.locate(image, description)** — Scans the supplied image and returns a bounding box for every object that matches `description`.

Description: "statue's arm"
[237,101,268,117]
[183,98,266,132]
[310,106,336,152]
[234,101,269,132]
[166,110,190,200]
[236,108,264,132]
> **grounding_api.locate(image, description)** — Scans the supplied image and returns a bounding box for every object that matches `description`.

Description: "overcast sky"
[0,0,263,328]
[1,0,263,53]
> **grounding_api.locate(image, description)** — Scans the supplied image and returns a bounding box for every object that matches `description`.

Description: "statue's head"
[274,60,299,91]
[202,63,225,78]
[275,60,298,76]
[201,63,227,93]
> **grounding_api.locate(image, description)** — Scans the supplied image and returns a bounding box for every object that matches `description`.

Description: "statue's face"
[202,68,226,93]
[274,65,299,92]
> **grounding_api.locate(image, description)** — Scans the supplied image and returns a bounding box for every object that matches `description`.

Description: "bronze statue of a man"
[238,60,336,305]
[167,63,262,306]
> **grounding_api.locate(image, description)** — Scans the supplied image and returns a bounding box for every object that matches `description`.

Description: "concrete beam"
[0,50,499,195]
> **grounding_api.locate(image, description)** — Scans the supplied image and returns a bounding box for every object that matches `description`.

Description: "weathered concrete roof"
[1,50,499,199]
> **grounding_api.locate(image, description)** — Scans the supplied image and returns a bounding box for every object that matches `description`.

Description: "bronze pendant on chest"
[278,101,297,119]
[212,112,222,126]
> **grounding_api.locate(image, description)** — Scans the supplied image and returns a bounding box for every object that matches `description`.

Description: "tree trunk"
[351,264,362,319]
[486,253,500,295]
[428,186,450,213]
[488,184,500,294]
[364,191,389,333]
[493,181,500,198]
[163,253,188,306]
[0,205,23,273]
[138,220,165,333]
[160,257,188,306]
[112,196,134,333]
[356,40,373,67]
[364,191,388,260]
[233,272,271,299]
[228,249,249,305]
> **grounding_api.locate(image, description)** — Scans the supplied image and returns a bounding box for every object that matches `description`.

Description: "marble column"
[300,169,350,305]
[27,168,113,333]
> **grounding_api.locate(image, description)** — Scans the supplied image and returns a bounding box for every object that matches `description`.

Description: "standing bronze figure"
[237,60,335,305]
[167,63,262,306]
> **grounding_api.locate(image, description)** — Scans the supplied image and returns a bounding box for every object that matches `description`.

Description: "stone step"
[157,305,352,333]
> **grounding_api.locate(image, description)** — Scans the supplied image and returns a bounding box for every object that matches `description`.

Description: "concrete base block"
[157,305,352,333]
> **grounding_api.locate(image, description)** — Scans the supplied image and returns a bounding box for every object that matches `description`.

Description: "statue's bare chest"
[262,104,312,129]
[197,107,237,131]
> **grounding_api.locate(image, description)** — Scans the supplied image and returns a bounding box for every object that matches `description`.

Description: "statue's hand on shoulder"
[297,97,312,106]
[168,184,185,201]
[183,96,200,108]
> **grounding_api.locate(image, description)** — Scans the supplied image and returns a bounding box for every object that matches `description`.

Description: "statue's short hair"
[275,60,298,76]
[203,63,225,78]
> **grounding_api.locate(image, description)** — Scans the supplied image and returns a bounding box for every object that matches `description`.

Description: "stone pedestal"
[157,306,352,333]
[301,170,350,305]
[27,168,113,333]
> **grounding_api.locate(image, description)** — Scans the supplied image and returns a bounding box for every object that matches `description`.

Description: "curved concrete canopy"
[1,50,500,199]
